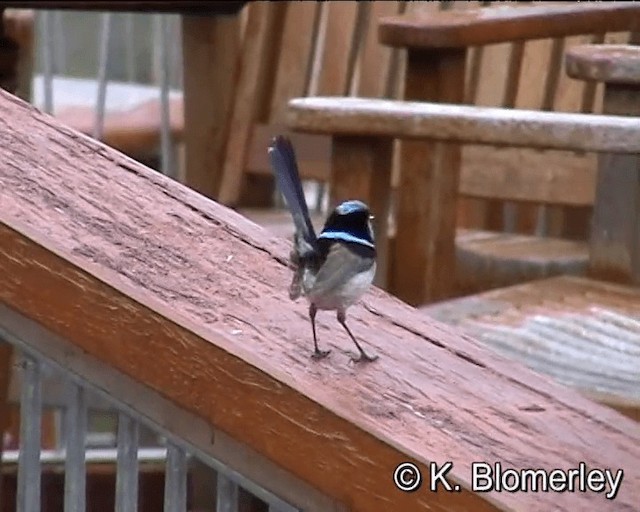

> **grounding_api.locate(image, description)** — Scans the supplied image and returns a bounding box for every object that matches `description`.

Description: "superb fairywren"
[268,136,378,362]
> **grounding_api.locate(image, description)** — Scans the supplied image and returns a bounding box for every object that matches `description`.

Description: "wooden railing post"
[388,47,466,305]
[566,45,640,284]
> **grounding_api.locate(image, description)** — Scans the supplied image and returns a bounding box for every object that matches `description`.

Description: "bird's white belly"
[305,263,376,311]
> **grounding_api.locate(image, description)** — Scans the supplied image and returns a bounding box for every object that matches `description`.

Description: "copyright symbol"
[393,462,422,492]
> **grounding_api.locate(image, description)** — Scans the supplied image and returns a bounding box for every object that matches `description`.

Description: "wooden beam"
[1,90,639,511]
[180,13,241,199]
[288,96,640,153]
[379,3,640,49]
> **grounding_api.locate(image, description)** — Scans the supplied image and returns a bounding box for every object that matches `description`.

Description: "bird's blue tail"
[268,136,317,253]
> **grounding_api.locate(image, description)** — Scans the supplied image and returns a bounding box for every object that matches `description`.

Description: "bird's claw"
[350,352,379,363]
[311,348,331,360]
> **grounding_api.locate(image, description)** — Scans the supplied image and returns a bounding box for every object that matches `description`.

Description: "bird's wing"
[268,136,317,249]
[309,242,375,299]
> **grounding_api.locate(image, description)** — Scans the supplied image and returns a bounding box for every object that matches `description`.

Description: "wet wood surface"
[1,90,639,511]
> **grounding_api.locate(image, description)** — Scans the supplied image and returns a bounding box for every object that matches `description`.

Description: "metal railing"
[1,329,300,512]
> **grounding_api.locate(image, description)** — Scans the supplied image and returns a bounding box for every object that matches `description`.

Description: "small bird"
[268,136,378,362]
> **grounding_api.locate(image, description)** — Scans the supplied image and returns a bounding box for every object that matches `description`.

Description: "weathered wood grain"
[1,90,639,511]
[288,97,640,153]
[566,44,640,84]
[379,3,640,49]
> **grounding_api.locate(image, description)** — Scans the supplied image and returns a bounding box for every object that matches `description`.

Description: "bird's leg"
[337,310,378,363]
[309,303,331,359]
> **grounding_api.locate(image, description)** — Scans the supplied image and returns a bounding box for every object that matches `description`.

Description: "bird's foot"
[311,348,331,360]
[350,352,379,363]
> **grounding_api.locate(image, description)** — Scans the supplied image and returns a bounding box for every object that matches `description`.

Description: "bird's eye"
[369,214,375,221]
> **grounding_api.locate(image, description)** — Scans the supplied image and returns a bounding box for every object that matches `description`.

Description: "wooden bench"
[2,87,640,510]
[287,44,640,420]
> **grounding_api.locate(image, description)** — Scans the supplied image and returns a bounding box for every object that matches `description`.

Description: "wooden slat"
[540,37,565,111]
[379,3,640,49]
[288,97,640,153]
[181,13,241,199]
[217,2,288,206]
[459,147,596,206]
[269,2,318,123]
[501,42,524,108]
[310,2,359,96]
[2,89,640,511]
[352,2,402,98]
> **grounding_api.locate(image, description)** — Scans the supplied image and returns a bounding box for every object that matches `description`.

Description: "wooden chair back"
[459,18,634,239]
[217,1,410,205]
[222,2,635,246]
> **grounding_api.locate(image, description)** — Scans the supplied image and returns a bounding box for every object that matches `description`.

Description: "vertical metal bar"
[124,13,136,83]
[94,12,112,140]
[171,16,184,91]
[53,11,67,75]
[17,355,42,512]
[39,11,54,114]
[216,473,239,512]
[115,412,139,512]
[163,443,187,512]
[157,14,173,177]
[64,383,87,512]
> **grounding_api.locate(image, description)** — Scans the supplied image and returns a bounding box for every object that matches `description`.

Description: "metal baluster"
[163,442,187,512]
[53,11,67,75]
[38,11,54,114]
[17,355,42,512]
[157,14,173,177]
[64,383,87,512]
[94,13,112,140]
[216,473,239,512]
[115,413,139,512]
[124,13,136,83]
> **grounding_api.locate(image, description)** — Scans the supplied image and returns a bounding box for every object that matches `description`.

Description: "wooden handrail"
[1,89,639,511]
[379,2,640,48]
[288,97,640,153]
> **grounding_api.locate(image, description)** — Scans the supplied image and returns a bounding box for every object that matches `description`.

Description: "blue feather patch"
[318,230,375,248]
[336,200,369,216]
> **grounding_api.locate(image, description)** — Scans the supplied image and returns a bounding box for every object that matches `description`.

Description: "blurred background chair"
[281,3,640,305]
[286,40,640,421]
[219,2,640,306]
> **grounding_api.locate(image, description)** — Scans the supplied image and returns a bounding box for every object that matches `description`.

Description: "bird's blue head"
[318,200,375,249]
